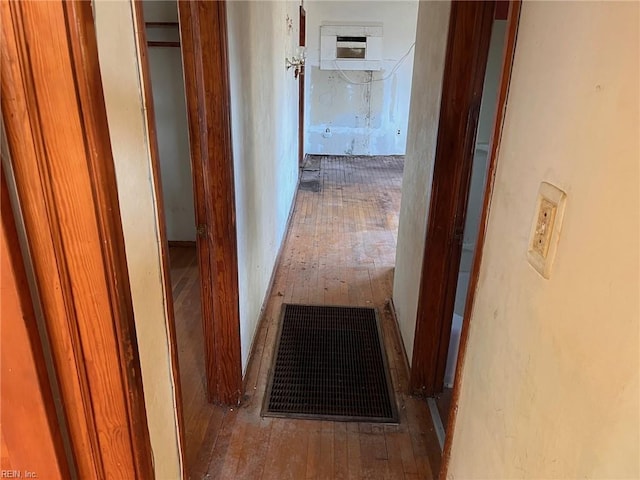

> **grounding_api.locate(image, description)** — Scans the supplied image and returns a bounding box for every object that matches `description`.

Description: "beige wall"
[449,2,639,478]
[94,1,182,477]
[393,1,451,363]
[227,1,301,371]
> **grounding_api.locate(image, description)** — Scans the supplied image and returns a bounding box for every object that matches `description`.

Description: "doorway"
[102,0,520,474]
[434,6,510,434]
[399,1,522,463]
[2,0,524,476]
[135,0,516,476]
[299,0,420,368]
[138,0,206,471]
[136,0,243,473]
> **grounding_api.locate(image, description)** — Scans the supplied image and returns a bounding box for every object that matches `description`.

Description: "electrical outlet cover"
[527,182,567,279]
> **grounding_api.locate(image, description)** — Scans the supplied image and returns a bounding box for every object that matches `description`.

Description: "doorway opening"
[137,0,243,473]
[298,0,419,369]
[297,0,419,354]
[132,0,518,477]
[432,5,510,438]
[138,0,204,471]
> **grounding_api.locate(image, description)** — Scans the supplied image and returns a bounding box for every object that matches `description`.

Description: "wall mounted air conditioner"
[320,24,383,71]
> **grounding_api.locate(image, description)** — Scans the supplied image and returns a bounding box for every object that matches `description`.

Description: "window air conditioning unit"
[320,24,383,71]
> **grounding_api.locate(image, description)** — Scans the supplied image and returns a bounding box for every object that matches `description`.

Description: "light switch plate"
[527,182,567,278]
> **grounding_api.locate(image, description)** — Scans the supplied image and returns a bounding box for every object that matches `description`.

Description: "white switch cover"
[527,182,567,278]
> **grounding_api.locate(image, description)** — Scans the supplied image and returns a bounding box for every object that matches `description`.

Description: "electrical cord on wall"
[332,42,416,85]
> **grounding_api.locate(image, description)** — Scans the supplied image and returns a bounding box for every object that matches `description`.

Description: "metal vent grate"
[262,304,398,423]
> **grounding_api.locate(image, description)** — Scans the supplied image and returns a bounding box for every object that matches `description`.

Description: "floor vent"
[262,304,398,423]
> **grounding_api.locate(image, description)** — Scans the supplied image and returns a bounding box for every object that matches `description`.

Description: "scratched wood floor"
[169,155,441,480]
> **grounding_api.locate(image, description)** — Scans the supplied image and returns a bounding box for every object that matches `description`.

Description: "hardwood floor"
[169,155,441,479]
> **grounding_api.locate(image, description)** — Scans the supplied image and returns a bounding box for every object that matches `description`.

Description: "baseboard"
[168,240,196,248]
[242,177,300,386]
[387,297,411,381]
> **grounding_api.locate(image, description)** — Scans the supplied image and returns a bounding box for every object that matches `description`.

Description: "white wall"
[393,1,450,364]
[227,1,300,371]
[305,0,418,156]
[449,2,639,477]
[94,1,182,478]
[143,1,195,242]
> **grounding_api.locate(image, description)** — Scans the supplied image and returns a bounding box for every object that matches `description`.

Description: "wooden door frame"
[299,4,306,166]
[410,0,496,396]
[1,166,73,479]
[178,0,243,405]
[1,1,154,477]
[440,3,522,476]
[131,2,186,477]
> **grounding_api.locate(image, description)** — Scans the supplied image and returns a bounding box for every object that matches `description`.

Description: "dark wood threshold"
[146,22,179,27]
[148,41,180,48]
[168,240,197,248]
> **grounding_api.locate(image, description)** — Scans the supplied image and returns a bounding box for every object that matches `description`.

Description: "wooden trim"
[0,1,154,477]
[439,2,522,477]
[298,68,305,166]
[299,5,306,47]
[298,5,306,166]
[146,21,179,28]
[495,1,509,20]
[148,41,181,48]
[1,168,72,479]
[410,1,495,396]
[178,0,243,405]
[133,2,186,478]
[387,298,411,380]
[168,240,197,248]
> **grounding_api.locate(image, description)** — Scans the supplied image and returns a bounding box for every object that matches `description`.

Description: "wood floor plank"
[234,418,272,478]
[305,427,326,479]
[345,427,361,480]
[313,422,335,479]
[333,422,348,479]
[386,430,419,476]
[358,428,388,479]
[189,409,225,479]
[202,410,238,480]
[262,420,309,480]
[318,431,335,479]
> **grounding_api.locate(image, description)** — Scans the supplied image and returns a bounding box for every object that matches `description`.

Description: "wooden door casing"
[132,2,187,477]
[178,0,243,405]
[299,4,306,166]
[1,1,154,477]
[410,1,496,396]
[440,2,522,476]
[1,167,71,479]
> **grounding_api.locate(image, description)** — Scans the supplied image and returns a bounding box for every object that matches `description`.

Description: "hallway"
[170,156,441,479]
